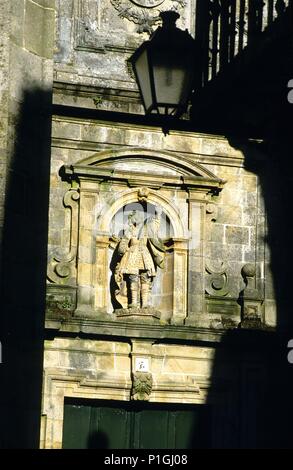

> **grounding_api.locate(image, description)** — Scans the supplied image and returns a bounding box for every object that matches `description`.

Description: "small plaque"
[135,357,149,372]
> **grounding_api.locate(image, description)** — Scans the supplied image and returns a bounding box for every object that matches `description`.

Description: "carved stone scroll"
[47,188,80,285]
[205,261,229,297]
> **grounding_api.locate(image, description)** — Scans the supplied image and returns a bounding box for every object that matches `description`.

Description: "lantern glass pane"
[134,49,153,111]
[153,65,185,105]
[151,50,190,106]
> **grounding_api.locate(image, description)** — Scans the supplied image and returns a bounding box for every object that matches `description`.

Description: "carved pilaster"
[185,195,204,325]
[75,186,99,316]
[95,235,111,312]
[172,239,188,325]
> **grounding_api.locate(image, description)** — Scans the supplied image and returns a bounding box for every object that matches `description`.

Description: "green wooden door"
[62,399,211,449]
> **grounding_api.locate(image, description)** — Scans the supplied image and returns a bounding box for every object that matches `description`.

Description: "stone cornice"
[45,317,276,346]
[62,164,225,193]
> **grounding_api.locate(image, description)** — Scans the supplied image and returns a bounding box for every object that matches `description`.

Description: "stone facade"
[0,0,282,449]
[39,0,277,449]
[42,120,272,447]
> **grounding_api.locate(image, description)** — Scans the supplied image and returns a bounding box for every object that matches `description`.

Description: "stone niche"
[48,148,224,325]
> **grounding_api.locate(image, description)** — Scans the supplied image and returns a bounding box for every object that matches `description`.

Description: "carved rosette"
[110,0,187,33]
[131,372,153,400]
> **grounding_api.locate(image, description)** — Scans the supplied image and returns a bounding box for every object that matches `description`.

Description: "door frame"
[40,370,208,449]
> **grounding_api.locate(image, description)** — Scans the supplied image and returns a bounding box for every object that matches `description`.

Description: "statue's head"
[128,210,144,226]
[155,206,163,218]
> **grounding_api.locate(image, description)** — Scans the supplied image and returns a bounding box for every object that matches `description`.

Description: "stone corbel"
[131,372,153,401]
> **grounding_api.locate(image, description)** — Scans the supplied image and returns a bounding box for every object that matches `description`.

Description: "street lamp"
[129,11,197,118]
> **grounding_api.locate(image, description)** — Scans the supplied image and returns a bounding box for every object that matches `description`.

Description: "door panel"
[62,404,91,449]
[62,399,211,449]
[175,410,199,449]
[133,409,169,449]
[89,406,130,449]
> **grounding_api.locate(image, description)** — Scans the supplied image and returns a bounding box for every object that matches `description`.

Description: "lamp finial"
[159,11,180,29]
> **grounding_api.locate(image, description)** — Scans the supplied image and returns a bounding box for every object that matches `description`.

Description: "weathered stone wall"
[42,332,271,449]
[54,0,195,84]
[41,336,220,448]
[47,117,271,327]
[53,0,196,113]
[0,1,10,242]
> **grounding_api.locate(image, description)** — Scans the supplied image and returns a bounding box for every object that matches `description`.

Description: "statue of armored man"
[114,207,166,310]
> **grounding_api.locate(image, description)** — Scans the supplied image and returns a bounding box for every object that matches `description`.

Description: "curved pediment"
[76,147,222,181]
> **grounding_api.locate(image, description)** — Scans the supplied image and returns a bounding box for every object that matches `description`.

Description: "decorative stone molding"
[110,0,186,33]
[93,187,188,324]
[137,186,150,201]
[55,149,224,324]
[95,187,186,237]
[41,338,207,448]
[206,202,218,222]
[40,370,132,449]
[240,263,263,328]
[74,0,105,54]
[73,0,190,57]
[131,371,153,400]
[47,188,80,285]
[116,307,161,319]
[205,261,229,297]
[75,19,106,53]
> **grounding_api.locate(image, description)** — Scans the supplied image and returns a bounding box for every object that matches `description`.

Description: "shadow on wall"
[187,2,293,449]
[187,140,293,448]
[212,136,293,449]
[0,88,52,448]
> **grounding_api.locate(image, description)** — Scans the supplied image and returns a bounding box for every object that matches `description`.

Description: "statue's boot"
[141,282,150,308]
[129,283,139,308]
